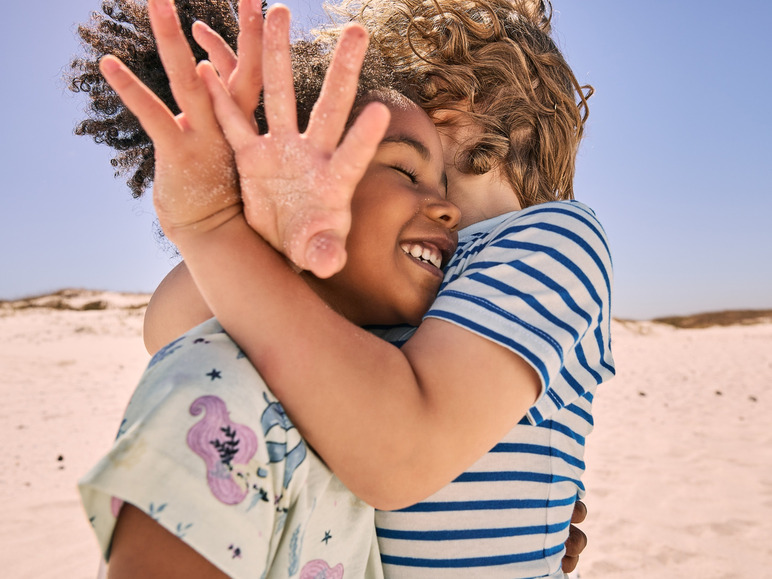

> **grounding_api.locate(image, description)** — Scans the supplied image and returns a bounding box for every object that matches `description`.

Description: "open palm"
[202,6,391,278]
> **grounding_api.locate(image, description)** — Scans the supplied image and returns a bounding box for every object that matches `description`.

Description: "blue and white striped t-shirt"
[374,200,615,578]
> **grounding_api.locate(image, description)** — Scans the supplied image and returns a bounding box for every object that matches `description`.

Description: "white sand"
[1,290,770,578]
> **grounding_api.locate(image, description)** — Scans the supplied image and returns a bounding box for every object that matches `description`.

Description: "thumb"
[303,231,348,279]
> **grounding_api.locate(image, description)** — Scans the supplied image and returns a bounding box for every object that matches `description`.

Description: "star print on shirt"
[206,369,222,381]
[322,530,332,544]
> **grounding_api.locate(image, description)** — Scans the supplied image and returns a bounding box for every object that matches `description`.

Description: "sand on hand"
[1,290,771,578]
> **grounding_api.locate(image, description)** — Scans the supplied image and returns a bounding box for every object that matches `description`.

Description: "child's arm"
[108,504,228,579]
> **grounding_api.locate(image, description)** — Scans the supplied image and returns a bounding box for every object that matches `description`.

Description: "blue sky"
[2,0,770,320]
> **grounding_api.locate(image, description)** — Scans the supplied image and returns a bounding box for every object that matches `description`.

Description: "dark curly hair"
[67,0,402,198]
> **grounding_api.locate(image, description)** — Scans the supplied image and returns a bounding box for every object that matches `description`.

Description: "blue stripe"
[565,400,593,425]
[573,342,604,386]
[547,386,566,409]
[453,471,582,487]
[380,543,565,568]
[392,495,578,513]
[376,520,569,541]
[595,323,616,375]
[529,405,544,423]
[537,419,586,445]
[490,443,585,469]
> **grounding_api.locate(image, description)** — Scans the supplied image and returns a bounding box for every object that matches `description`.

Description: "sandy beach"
[1,289,770,578]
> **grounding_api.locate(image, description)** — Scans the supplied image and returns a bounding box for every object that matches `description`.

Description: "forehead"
[381,100,441,149]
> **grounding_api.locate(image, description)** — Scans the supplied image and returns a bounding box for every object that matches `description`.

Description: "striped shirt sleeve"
[425,200,615,424]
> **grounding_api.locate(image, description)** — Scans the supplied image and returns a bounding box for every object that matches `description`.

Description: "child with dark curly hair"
[141,2,613,578]
[77,1,459,577]
[72,0,610,577]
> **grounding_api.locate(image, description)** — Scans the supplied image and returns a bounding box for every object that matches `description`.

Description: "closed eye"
[391,164,418,183]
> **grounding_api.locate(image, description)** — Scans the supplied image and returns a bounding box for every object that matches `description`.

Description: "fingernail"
[155,0,174,15]
[99,56,120,74]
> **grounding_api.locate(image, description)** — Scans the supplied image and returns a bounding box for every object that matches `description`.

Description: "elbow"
[354,483,428,512]
[343,451,443,511]
[369,494,425,513]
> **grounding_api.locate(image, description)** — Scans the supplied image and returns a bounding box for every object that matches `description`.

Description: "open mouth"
[400,242,443,270]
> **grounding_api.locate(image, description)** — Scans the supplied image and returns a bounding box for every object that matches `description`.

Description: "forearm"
[172,215,537,509]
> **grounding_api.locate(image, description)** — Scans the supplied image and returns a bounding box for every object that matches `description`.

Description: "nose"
[425,196,462,232]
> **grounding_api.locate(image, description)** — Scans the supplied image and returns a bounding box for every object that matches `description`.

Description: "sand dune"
[1,290,770,578]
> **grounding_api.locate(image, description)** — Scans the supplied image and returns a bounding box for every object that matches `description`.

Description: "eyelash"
[391,164,418,183]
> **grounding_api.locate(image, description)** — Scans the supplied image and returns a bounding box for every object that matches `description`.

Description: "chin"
[404,302,434,327]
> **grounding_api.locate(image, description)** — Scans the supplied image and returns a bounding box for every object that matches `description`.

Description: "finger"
[261,5,298,135]
[564,523,588,558]
[99,55,179,146]
[305,23,370,149]
[192,21,237,80]
[229,0,264,120]
[330,101,391,186]
[199,61,260,150]
[571,500,588,524]
[561,554,579,574]
[148,0,217,128]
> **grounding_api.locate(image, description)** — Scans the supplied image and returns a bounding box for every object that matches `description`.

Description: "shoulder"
[429,200,615,396]
[486,201,609,250]
[447,201,612,290]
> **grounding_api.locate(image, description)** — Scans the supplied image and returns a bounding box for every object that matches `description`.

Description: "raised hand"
[98,0,263,237]
[201,5,392,278]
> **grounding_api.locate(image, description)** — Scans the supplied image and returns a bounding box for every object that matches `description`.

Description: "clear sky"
[2,0,770,320]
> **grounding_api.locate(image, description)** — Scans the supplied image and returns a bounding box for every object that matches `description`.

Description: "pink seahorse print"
[187,395,258,505]
[300,559,345,579]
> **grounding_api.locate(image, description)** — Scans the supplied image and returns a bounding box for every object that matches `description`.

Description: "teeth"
[401,243,442,269]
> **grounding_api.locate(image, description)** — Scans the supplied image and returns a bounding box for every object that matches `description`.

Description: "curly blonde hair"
[323,0,593,207]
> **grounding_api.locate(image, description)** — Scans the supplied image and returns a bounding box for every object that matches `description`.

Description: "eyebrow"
[380,135,431,161]
[380,135,448,190]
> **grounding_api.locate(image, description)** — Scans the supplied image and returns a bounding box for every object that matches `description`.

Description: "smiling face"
[304,96,461,326]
